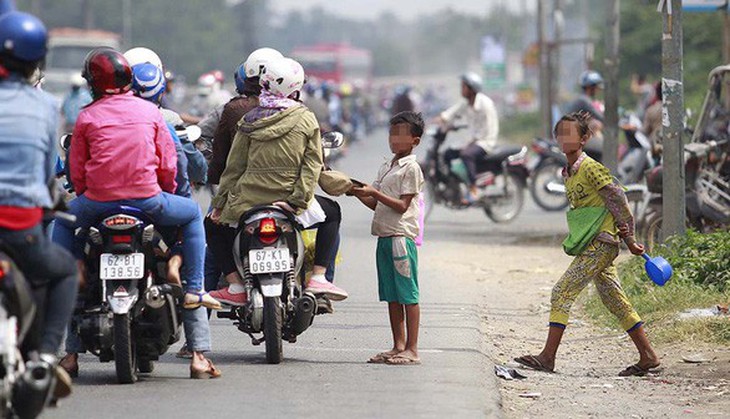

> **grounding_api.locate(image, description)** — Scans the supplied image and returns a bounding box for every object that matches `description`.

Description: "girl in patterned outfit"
[515,112,660,376]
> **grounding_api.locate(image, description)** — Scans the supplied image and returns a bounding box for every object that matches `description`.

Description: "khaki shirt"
[371,154,424,239]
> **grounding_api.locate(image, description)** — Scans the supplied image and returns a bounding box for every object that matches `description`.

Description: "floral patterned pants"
[549,240,642,331]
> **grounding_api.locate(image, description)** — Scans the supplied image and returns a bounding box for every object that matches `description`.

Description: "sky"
[270,0,534,20]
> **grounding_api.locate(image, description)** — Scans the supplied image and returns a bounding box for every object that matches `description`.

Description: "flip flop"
[618,363,662,377]
[514,355,555,373]
[385,354,421,365]
[183,292,222,311]
[367,352,396,364]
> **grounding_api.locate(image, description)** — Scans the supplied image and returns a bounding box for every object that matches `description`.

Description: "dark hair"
[0,53,40,80]
[389,111,424,137]
[654,81,662,101]
[553,111,593,138]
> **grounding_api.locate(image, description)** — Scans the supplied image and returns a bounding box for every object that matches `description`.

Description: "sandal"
[367,352,397,364]
[514,355,555,373]
[618,363,662,377]
[385,354,421,365]
[183,292,222,310]
[190,359,222,379]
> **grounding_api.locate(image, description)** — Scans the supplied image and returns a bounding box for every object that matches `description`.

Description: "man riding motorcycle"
[209,56,348,305]
[51,47,222,379]
[565,70,605,138]
[0,10,77,399]
[436,72,500,203]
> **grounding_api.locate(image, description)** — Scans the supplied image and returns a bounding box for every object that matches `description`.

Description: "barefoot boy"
[352,111,425,365]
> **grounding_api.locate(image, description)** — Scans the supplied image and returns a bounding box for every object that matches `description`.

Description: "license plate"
[248,248,291,275]
[100,253,145,280]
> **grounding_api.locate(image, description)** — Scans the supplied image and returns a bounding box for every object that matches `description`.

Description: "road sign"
[682,0,728,12]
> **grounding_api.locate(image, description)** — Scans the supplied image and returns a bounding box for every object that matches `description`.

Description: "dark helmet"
[82,47,132,98]
[233,61,246,95]
[0,11,48,77]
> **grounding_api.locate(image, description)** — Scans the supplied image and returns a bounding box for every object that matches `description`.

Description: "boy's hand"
[627,241,645,256]
[352,184,377,198]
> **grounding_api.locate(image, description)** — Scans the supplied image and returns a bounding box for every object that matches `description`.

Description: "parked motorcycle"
[420,126,528,222]
[216,132,345,364]
[640,139,730,251]
[72,207,184,383]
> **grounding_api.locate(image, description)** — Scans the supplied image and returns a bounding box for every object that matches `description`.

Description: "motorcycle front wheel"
[263,297,283,364]
[530,160,569,211]
[484,173,525,223]
[113,314,137,384]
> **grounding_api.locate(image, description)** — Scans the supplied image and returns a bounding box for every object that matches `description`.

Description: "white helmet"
[260,57,305,98]
[70,72,85,87]
[123,47,163,70]
[244,47,283,78]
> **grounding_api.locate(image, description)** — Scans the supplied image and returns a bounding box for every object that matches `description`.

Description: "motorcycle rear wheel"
[484,173,525,223]
[530,160,569,211]
[263,297,283,364]
[113,314,137,384]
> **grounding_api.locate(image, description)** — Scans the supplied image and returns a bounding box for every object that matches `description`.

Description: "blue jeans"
[52,193,206,292]
[0,224,78,355]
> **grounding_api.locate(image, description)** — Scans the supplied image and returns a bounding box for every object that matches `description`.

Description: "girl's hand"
[618,224,630,239]
[210,208,222,224]
[628,241,645,256]
[352,185,377,198]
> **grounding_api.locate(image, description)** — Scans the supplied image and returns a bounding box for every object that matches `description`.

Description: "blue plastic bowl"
[641,253,673,286]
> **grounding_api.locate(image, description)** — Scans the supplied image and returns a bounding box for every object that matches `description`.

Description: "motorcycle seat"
[483,145,524,164]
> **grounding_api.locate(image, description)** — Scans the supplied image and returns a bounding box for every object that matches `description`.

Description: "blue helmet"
[0,11,48,63]
[131,62,166,104]
[579,70,604,88]
[233,61,246,95]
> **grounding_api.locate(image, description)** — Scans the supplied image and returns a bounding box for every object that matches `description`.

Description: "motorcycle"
[216,132,345,364]
[640,139,730,251]
[72,207,184,384]
[420,126,528,223]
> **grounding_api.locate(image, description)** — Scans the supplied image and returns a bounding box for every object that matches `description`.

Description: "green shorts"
[376,236,419,304]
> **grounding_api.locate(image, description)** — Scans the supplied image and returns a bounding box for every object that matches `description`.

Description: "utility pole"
[82,0,94,29]
[538,0,552,138]
[553,0,564,117]
[660,0,686,239]
[603,0,620,174]
[122,0,132,48]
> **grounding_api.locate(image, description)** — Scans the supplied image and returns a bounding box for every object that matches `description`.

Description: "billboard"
[682,0,728,12]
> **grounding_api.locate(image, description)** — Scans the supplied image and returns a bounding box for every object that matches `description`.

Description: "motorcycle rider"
[566,70,605,133]
[437,72,500,203]
[209,56,348,304]
[52,48,222,379]
[0,10,77,398]
[61,73,92,133]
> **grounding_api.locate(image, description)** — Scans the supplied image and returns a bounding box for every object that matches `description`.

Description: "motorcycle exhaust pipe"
[288,293,317,336]
[13,360,54,419]
[144,284,183,309]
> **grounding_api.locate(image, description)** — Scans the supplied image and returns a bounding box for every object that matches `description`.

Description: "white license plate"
[100,253,145,280]
[248,248,291,274]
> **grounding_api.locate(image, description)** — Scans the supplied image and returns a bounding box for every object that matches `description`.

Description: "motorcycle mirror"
[59,134,72,152]
[322,131,345,149]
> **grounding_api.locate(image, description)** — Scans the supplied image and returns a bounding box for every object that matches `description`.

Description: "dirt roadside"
[428,242,730,418]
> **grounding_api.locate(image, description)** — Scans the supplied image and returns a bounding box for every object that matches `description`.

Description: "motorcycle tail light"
[259,218,279,245]
[111,235,133,244]
[103,214,141,229]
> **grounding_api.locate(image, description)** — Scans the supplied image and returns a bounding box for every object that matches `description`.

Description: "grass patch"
[584,230,730,344]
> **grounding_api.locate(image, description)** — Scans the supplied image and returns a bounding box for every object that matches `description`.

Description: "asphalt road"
[50,129,566,419]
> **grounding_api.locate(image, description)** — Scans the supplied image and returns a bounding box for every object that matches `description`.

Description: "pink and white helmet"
[260,57,305,98]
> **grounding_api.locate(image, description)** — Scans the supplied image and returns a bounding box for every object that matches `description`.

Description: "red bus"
[291,43,372,84]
